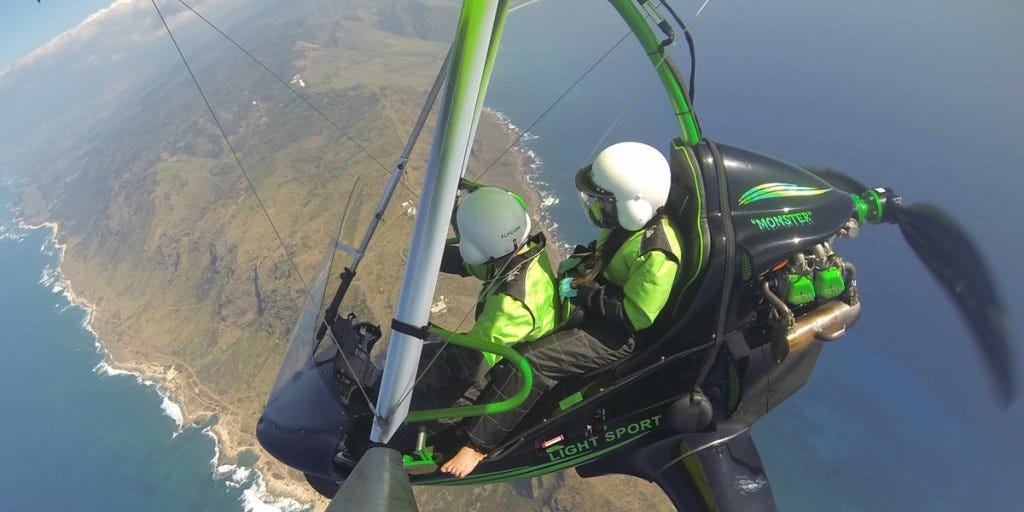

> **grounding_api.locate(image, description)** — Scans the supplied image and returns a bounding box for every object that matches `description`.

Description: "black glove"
[572,280,636,334]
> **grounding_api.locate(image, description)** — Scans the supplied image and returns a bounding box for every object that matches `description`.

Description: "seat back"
[642,142,712,339]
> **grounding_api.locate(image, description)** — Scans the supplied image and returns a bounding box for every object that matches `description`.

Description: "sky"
[0,0,115,71]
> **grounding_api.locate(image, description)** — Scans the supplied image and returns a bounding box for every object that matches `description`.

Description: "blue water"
[486,0,1024,510]
[0,185,306,511]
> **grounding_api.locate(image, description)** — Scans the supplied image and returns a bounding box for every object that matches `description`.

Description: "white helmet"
[576,141,671,231]
[456,187,531,265]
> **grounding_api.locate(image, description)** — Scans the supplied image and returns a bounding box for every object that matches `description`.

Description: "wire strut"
[150,0,385,418]
[173,0,420,200]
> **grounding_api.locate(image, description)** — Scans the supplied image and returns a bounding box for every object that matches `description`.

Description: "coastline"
[9,104,675,512]
[11,108,549,512]
[477,107,567,263]
[16,218,319,511]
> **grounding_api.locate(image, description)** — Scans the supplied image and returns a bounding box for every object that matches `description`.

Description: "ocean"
[0,184,306,511]
[2,0,1021,511]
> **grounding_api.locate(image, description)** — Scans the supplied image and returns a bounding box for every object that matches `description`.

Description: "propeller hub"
[852,187,902,224]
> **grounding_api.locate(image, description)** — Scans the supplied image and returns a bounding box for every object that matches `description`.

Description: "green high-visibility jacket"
[462,234,559,365]
[595,216,683,331]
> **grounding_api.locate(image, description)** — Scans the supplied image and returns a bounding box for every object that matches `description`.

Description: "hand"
[559,277,578,301]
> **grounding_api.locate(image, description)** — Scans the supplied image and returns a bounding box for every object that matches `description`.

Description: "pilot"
[409,186,559,477]
[452,142,683,477]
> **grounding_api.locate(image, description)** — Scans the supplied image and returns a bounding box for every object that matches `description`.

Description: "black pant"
[463,322,635,451]
[384,342,491,451]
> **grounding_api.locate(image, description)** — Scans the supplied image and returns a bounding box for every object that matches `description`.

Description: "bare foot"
[440,445,486,478]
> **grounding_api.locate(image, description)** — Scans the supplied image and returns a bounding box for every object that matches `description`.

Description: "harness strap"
[391,319,431,341]
[492,232,547,305]
[639,215,680,264]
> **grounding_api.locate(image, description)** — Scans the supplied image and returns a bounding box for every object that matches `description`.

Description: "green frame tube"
[373,0,510,441]
[401,0,694,427]
[609,0,701,146]
[404,325,534,423]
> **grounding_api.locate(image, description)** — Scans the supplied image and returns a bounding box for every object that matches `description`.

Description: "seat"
[635,141,713,341]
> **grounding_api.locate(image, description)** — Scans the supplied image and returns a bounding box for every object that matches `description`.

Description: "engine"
[766,240,855,309]
[753,238,861,363]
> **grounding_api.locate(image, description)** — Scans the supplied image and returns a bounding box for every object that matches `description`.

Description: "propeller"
[807,167,1016,406]
[326,446,419,512]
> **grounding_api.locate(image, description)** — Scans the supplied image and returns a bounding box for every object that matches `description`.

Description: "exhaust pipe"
[787,300,862,353]
[762,280,862,363]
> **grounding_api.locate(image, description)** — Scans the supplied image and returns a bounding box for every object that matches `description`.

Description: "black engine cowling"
[707,143,856,275]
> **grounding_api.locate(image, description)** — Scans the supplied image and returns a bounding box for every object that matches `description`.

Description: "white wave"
[239,471,310,512]
[93,359,180,431]
[80,311,98,339]
[161,395,185,432]
[0,224,24,241]
[39,266,59,286]
[204,428,311,511]
[214,464,253,489]
[204,427,220,468]
[484,105,564,245]
[94,361,138,378]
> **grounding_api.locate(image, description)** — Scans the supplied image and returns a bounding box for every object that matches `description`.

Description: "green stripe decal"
[738,182,831,206]
[418,432,652,486]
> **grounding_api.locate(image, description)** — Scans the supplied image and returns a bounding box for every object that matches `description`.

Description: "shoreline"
[15,217,318,511]
[479,107,569,265]
[9,105,555,511]
[482,106,564,247]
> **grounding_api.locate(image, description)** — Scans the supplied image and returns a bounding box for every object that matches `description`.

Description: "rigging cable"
[580,50,669,166]
[149,0,384,419]
[469,30,634,184]
[471,0,704,184]
[173,0,420,200]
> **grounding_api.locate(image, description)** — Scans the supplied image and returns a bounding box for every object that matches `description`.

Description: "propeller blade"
[804,166,869,194]
[327,446,418,512]
[894,203,1016,405]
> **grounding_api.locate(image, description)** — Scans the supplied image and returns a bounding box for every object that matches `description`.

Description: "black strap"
[316,267,356,341]
[493,232,547,302]
[391,319,431,340]
[639,216,680,264]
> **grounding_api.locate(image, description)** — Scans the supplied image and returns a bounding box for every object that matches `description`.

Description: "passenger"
[408,186,559,477]
[451,142,683,477]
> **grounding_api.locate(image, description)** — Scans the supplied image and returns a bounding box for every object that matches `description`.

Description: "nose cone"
[257,364,353,478]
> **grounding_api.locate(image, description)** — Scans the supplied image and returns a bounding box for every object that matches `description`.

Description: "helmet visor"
[575,165,617,228]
